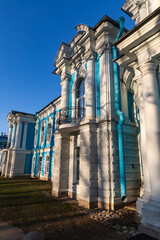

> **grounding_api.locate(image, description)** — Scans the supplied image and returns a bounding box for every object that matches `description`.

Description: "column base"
[136,192,150,215]
[78,197,98,209]
[139,197,160,239]
[52,189,68,198]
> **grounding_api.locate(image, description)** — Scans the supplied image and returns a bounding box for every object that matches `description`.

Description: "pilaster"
[78,122,98,208]
[7,125,12,148]
[14,120,23,149]
[52,132,70,197]
[97,43,114,119]
[138,60,160,238]
[84,50,96,120]
[60,73,71,109]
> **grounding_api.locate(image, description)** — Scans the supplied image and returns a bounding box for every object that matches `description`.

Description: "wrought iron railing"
[57,107,85,125]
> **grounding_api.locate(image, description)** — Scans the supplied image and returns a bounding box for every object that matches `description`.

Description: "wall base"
[78,197,98,209]
[52,190,68,198]
[139,198,160,239]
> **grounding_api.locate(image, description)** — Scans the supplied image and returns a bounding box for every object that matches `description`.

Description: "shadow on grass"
[0,188,51,195]
[16,212,85,228]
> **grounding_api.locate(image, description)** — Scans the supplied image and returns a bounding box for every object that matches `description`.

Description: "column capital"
[136,0,146,7]
[96,43,112,56]
[84,49,96,61]
[139,60,158,74]
[60,72,71,82]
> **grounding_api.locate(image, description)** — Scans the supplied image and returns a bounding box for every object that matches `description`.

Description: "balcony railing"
[57,107,85,125]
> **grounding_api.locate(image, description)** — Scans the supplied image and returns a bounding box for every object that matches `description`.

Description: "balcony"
[57,107,85,132]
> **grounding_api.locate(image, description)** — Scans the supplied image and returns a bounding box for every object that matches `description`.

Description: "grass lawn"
[0,177,138,240]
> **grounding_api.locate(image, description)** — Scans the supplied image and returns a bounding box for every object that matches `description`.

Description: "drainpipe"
[112,17,127,201]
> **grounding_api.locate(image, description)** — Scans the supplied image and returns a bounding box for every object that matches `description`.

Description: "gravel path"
[0,221,25,240]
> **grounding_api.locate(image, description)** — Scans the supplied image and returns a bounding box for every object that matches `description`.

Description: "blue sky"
[0,0,134,134]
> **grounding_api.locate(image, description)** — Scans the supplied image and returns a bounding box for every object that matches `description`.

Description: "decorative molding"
[84,49,97,61]
[61,72,71,82]
[97,43,112,56]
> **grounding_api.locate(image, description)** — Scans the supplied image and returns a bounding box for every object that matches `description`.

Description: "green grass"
[0,177,139,240]
[0,177,85,239]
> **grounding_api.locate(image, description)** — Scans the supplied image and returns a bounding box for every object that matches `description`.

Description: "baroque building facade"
[0,111,35,177]
[0,0,160,238]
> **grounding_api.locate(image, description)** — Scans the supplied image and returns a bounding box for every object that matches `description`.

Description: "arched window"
[34,127,38,146]
[40,121,45,145]
[46,120,52,143]
[77,78,85,120]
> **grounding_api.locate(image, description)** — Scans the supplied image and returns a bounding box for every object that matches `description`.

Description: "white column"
[139,85,151,195]
[140,61,160,198]
[7,125,12,147]
[138,61,160,237]
[14,121,22,149]
[22,122,28,149]
[60,73,70,109]
[85,52,96,119]
[99,43,114,119]
[136,86,151,214]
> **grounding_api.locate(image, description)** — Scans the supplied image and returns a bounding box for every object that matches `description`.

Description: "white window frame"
[34,125,38,146]
[46,117,52,145]
[40,121,45,146]
[74,147,80,184]
[76,78,85,121]
[45,154,50,175]
[38,156,43,173]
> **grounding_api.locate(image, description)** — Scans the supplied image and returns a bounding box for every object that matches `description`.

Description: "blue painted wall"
[35,109,60,150]
[49,151,55,177]
[24,154,33,174]
[20,122,24,148]
[33,109,59,177]
[33,150,55,178]
[41,152,47,176]
[33,152,40,176]
[12,124,17,148]
[26,122,36,150]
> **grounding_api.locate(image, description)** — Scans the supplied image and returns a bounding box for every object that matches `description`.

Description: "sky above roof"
[0,0,134,134]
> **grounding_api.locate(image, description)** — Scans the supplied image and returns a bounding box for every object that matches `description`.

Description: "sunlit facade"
[1,0,160,238]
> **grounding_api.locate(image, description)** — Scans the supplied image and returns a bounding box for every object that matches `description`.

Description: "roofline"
[37,95,61,114]
[11,110,35,116]
[121,6,133,18]
[113,7,160,46]
[53,42,70,66]
[93,15,128,31]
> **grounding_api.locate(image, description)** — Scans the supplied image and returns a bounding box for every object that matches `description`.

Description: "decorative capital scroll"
[96,43,112,56]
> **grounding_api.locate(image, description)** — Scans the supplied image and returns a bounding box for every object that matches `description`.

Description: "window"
[34,128,38,146]
[127,91,134,122]
[46,122,52,143]
[38,156,42,172]
[75,147,80,183]
[77,78,85,120]
[45,155,50,175]
[40,122,45,145]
